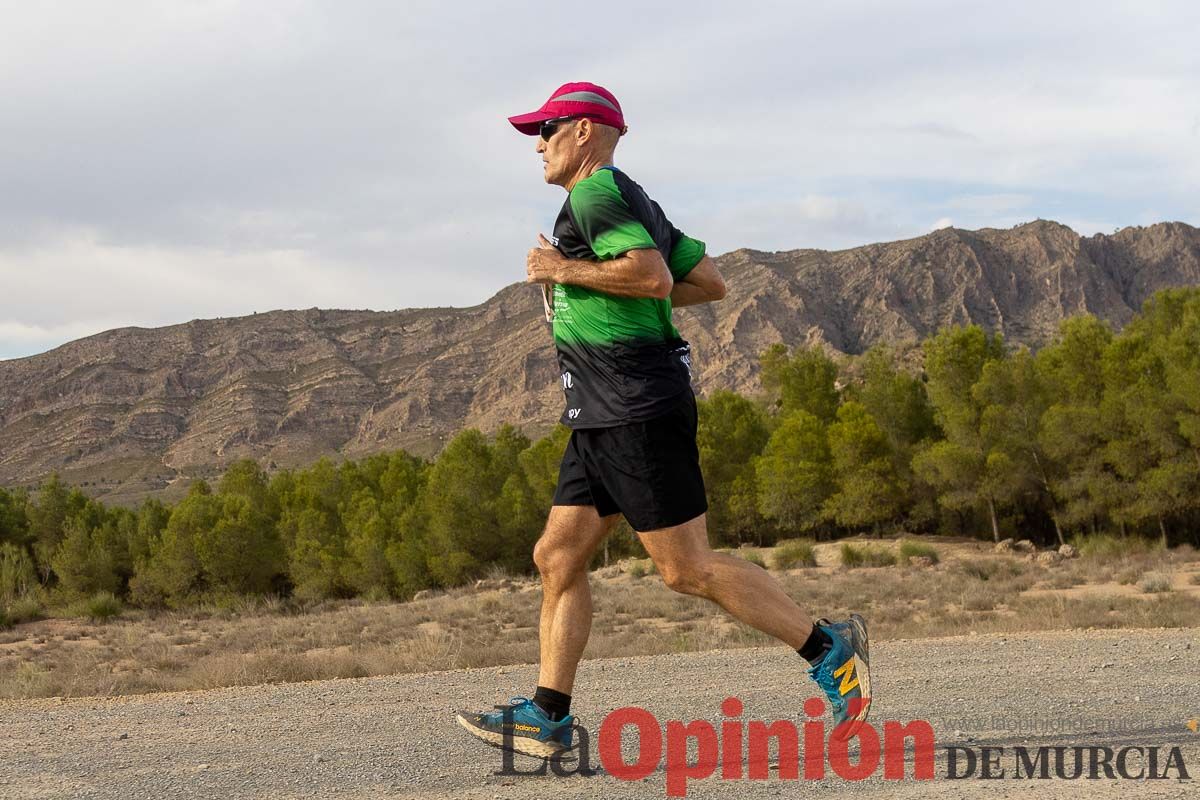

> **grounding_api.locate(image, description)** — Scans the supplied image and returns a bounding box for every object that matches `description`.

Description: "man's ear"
[576,118,590,146]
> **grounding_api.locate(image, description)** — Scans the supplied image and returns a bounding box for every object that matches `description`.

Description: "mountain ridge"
[2,219,1198,506]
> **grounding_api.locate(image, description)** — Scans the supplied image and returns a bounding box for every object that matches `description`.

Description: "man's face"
[536,118,580,187]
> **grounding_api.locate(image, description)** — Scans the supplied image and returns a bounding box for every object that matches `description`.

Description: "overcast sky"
[2,1,1198,360]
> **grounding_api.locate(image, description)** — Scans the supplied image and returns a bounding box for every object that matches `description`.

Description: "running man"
[456,82,870,758]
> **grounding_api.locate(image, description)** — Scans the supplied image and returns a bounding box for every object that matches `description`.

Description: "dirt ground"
[1,627,1197,799]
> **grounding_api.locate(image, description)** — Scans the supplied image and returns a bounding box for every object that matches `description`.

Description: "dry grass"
[741,550,768,569]
[1,537,1197,700]
[1137,572,1172,594]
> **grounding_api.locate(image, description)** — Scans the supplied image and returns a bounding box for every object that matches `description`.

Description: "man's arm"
[527,234,672,300]
[669,255,726,307]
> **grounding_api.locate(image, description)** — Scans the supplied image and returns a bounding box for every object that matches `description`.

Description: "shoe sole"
[455,713,573,760]
[833,614,872,741]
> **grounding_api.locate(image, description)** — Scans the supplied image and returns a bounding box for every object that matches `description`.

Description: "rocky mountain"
[2,219,1199,506]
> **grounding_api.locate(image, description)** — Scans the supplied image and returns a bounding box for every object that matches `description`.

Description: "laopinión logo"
[944,744,1190,781]
[492,698,1192,797]
[495,696,934,796]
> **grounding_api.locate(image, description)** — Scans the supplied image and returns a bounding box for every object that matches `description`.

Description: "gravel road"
[2,627,1197,799]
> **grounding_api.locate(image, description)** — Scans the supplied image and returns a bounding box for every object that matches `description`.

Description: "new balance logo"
[833,657,859,695]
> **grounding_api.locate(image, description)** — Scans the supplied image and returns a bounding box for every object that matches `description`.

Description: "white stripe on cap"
[552,91,620,112]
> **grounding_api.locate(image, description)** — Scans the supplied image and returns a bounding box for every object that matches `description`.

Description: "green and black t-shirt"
[548,165,706,428]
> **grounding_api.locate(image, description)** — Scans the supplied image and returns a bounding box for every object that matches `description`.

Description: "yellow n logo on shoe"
[833,657,859,695]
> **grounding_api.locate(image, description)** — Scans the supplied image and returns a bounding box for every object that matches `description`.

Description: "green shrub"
[85,592,123,622]
[627,560,651,579]
[772,539,817,569]
[898,540,940,565]
[1072,533,1161,561]
[363,586,392,603]
[1137,572,1172,594]
[0,543,37,607]
[840,543,895,568]
[6,595,43,625]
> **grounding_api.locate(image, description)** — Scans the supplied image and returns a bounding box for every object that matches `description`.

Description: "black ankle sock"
[798,623,833,664]
[532,686,572,722]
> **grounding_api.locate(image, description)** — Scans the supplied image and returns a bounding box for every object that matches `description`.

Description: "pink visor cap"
[508,82,627,135]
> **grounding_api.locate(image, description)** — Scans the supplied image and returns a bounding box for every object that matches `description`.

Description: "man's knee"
[532,536,562,576]
[658,557,715,597]
[533,533,587,588]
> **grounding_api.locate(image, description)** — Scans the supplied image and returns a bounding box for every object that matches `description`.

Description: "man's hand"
[527,233,565,285]
[669,255,726,307]
[527,233,673,299]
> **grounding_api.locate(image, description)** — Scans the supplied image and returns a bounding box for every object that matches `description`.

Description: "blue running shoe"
[808,614,872,741]
[456,697,575,759]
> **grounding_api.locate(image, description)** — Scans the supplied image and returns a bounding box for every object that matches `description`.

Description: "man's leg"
[636,512,814,649]
[455,504,616,757]
[534,504,619,695]
[637,511,872,739]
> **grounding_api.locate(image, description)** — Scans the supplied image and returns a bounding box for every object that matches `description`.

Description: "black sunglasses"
[539,115,591,141]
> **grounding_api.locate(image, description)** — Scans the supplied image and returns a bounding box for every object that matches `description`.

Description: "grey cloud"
[2,0,1199,360]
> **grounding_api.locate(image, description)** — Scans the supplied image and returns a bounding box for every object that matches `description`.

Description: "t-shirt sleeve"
[568,181,657,260]
[667,227,706,281]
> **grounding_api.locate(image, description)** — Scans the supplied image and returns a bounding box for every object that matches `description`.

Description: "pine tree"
[50,517,121,597]
[975,348,1063,544]
[916,326,1014,540]
[1101,291,1200,542]
[276,458,352,600]
[760,344,841,422]
[27,474,70,580]
[342,489,394,597]
[824,402,904,530]
[194,494,285,595]
[496,426,568,568]
[697,391,770,545]
[0,487,31,549]
[1036,315,1116,535]
[755,411,834,535]
[130,481,213,604]
[421,429,512,586]
[850,345,938,525]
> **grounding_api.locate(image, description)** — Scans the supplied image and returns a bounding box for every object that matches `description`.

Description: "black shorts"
[552,392,708,531]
